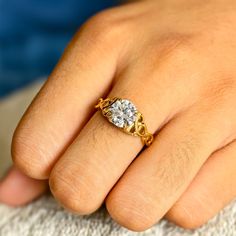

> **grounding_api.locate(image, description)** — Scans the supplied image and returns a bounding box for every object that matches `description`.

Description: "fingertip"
[0,166,47,207]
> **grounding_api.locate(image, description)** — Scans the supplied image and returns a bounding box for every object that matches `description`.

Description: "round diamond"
[108,99,137,128]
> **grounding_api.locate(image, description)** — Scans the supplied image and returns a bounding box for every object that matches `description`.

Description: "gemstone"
[107,99,137,128]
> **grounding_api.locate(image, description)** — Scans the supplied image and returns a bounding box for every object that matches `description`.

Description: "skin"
[0,0,236,231]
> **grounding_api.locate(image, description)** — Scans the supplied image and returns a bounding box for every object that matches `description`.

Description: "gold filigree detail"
[95,97,153,146]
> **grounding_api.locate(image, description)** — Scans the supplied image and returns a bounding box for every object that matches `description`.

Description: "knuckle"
[49,168,100,215]
[157,33,196,60]
[153,33,197,68]
[140,33,197,72]
[79,9,131,48]
[86,9,116,29]
[205,77,236,104]
[106,191,155,232]
[199,77,236,127]
[12,128,50,179]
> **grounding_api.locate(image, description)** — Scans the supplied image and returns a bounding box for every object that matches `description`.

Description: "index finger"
[12,14,123,179]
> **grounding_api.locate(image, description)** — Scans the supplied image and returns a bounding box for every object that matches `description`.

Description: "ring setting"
[95,97,154,146]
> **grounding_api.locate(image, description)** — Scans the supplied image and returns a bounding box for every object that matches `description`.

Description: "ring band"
[95,97,154,146]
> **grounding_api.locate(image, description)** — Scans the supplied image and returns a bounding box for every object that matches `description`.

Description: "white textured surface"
[0,196,236,236]
[0,81,236,236]
[0,81,43,178]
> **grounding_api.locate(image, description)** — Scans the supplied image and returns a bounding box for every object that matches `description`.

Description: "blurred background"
[0,0,117,98]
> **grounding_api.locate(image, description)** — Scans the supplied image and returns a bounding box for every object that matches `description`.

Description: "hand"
[5,0,236,231]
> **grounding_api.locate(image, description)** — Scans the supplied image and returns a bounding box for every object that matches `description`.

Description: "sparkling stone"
[108,99,137,128]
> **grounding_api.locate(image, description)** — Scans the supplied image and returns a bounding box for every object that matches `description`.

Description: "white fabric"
[0,81,236,236]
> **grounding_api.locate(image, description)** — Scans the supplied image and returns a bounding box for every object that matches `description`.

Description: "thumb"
[0,165,47,206]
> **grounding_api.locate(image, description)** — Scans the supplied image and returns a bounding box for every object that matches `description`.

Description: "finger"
[166,140,236,229]
[105,102,235,231]
[0,166,47,206]
[12,12,123,179]
[48,46,203,215]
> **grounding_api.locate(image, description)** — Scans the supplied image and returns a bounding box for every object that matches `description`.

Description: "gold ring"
[95,97,154,146]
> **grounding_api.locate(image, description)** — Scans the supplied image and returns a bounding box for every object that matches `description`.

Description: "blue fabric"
[0,0,117,97]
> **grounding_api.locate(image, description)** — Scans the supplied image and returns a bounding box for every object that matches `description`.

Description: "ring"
[95,97,154,146]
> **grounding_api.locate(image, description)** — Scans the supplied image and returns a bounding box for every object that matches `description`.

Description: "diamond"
[108,99,137,128]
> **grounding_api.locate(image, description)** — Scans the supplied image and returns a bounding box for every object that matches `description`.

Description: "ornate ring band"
[95,97,154,146]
